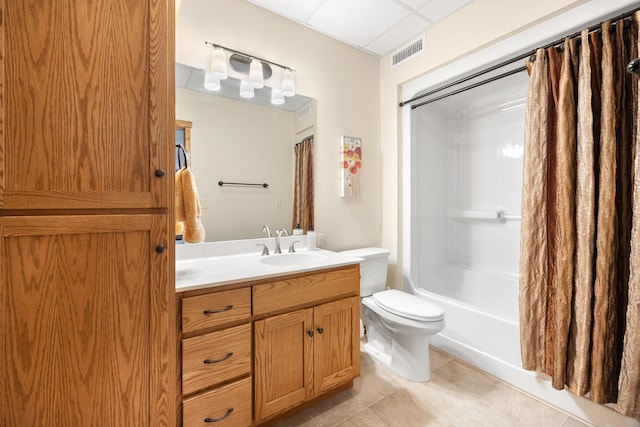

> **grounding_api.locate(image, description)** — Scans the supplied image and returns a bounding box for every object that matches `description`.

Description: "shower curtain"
[519,13,640,417]
[292,137,314,232]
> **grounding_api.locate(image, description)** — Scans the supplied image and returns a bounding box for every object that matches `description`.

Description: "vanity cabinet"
[0,0,175,425]
[253,266,360,424]
[179,288,253,427]
[254,297,360,423]
[176,264,360,426]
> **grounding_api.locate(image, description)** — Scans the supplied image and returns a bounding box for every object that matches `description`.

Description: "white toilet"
[341,247,445,382]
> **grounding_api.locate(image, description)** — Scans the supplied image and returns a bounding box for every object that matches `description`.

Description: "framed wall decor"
[340,135,362,197]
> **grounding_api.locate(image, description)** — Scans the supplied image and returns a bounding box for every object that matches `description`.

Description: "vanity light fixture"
[249,59,264,89]
[270,87,285,105]
[204,41,296,100]
[204,71,221,91]
[239,80,255,99]
[281,68,296,97]
[210,47,228,79]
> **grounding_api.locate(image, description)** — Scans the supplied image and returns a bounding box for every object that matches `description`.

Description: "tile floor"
[276,346,590,427]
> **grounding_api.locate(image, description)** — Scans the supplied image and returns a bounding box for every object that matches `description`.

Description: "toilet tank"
[340,247,390,297]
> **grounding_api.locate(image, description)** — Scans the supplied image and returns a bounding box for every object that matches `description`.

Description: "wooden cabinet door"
[254,309,313,422]
[0,0,172,209]
[0,214,171,426]
[313,297,360,394]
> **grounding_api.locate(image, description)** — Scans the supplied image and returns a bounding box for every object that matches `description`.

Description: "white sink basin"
[259,252,329,266]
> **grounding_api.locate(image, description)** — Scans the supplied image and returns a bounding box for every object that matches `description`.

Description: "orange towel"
[175,169,186,235]
[179,167,205,243]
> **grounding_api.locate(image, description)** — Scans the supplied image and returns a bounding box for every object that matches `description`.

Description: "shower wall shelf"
[447,209,521,222]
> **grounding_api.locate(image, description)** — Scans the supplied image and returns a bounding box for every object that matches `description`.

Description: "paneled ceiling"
[247,0,473,57]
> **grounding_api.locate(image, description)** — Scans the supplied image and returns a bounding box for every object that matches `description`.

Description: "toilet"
[340,247,445,382]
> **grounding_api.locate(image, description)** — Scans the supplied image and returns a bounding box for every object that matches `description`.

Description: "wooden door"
[254,309,313,422]
[0,0,172,210]
[0,214,171,426]
[313,297,360,394]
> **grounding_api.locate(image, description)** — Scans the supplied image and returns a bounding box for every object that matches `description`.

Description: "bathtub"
[409,265,521,367]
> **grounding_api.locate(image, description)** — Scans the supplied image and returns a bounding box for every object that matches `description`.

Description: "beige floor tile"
[336,408,388,427]
[478,382,570,426]
[368,388,447,427]
[447,403,522,427]
[274,410,316,427]
[305,389,367,427]
[352,353,403,407]
[429,347,454,371]
[561,416,590,427]
[431,359,500,398]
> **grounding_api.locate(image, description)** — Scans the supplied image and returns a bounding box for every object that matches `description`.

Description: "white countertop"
[176,248,363,292]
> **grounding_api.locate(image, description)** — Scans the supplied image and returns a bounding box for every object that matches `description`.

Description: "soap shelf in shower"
[447,209,521,222]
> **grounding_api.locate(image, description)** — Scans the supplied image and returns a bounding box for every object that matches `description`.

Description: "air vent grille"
[392,37,425,68]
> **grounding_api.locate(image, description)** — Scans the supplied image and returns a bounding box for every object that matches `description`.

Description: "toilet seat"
[372,289,444,322]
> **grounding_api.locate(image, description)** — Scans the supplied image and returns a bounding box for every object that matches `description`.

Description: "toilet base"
[363,333,432,382]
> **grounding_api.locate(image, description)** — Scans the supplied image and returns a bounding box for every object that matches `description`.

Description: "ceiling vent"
[391,36,425,68]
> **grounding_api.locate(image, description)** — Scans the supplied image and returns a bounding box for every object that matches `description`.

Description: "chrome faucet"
[262,225,272,238]
[274,228,289,254]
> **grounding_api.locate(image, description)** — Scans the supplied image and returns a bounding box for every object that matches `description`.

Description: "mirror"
[175,63,315,242]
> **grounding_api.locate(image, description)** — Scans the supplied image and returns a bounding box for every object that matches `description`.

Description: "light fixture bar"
[204,41,294,72]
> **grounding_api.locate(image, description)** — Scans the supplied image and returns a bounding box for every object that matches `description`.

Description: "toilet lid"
[373,289,444,322]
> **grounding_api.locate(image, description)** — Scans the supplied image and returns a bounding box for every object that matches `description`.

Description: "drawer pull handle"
[317,327,324,334]
[204,408,234,423]
[307,330,314,337]
[203,305,233,315]
[204,352,233,364]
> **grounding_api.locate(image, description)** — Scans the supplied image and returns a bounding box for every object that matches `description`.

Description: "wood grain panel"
[182,288,251,334]
[313,297,360,393]
[254,309,313,422]
[182,324,251,396]
[0,215,158,426]
[1,0,170,209]
[182,377,252,427]
[252,265,359,316]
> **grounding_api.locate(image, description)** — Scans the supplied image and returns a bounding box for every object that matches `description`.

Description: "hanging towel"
[175,167,205,243]
[175,168,186,236]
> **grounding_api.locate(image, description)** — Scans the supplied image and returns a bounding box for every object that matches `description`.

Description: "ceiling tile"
[395,0,431,10]
[306,0,410,47]
[247,0,324,21]
[364,13,430,56]
[418,0,472,22]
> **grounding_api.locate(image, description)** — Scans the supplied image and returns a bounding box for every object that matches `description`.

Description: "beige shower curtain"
[292,137,314,232]
[520,14,640,417]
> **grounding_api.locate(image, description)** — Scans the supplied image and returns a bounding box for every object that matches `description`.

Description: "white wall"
[176,88,295,241]
[176,0,381,251]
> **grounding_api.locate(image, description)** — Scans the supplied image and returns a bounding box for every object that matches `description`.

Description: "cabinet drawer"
[182,323,251,395]
[183,377,252,427]
[182,288,251,333]
[253,265,360,316]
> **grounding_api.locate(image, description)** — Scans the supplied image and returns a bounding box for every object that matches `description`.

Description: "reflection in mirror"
[175,63,315,242]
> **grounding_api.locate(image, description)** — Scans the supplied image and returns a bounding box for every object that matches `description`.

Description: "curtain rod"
[399,5,640,108]
[411,65,527,109]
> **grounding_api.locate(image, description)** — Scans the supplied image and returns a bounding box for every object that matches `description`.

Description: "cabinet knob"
[307,330,314,337]
[316,327,324,334]
[155,244,166,253]
[155,169,166,177]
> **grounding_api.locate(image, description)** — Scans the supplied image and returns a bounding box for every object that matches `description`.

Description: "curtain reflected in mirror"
[292,136,314,232]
